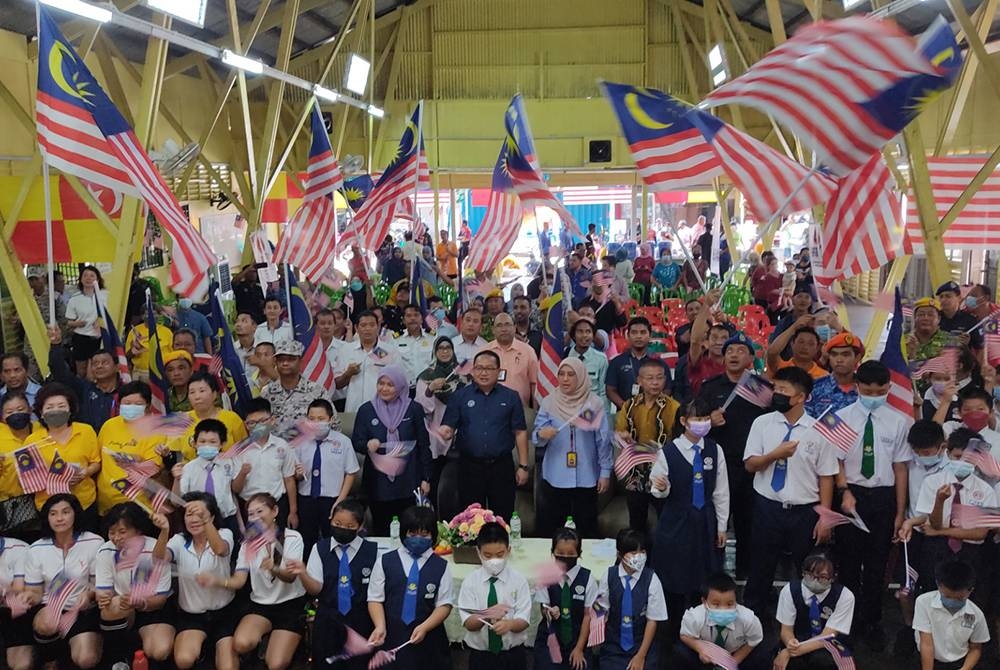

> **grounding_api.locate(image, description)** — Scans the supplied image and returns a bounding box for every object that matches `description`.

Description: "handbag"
[0,494,37,533]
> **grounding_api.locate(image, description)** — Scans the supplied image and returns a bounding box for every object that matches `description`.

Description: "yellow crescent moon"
[625,91,672,130]
[404,119,419,149]
[931,47,954,66]
[48,40,87,102]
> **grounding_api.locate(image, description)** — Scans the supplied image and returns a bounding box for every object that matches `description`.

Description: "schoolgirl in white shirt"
[0,534,31,670]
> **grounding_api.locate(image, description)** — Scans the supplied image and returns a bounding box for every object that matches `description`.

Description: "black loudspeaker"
[588,139,612,163]
[322,111,333,133]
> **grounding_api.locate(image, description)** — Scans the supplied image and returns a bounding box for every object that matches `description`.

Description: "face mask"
[706,608,739,627]
[815,324,832,342]
[931,381,949,396]
[940,596,967,613]
[946,459,975,480]
[4,412,31,430]
[624,552,647,574]
[962,410,991,433]
[802,576,831,594]
[250,423,272,441]
[556,556,578,572]
[310,421,331,439]
[688,419,712,438]
[916,454,943,468]
[693,253,702,260]
[178,298,193,310]
[350,280,363,292]
[331,527,358,546]
[42,410,70,428]
[858,394,888,411]
[771,393,793,414]
[119,405,145,422]
[481,557,507,577]
[402,535,433,557]
[197,445,219,460]
[965,296,979,310]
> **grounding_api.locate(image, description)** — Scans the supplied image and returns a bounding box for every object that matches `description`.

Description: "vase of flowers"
[443,503,509,564]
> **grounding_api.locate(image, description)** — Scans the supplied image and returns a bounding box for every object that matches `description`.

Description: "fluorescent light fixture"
[40,0,112,23]
[145,0,206,27]
[313,84,339,102]
[367,104,385,118]
[221,49,263,75]
[708,43,728,87]
[842,0,866,9]
[344,54,371,96]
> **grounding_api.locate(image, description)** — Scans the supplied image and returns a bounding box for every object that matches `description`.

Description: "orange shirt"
[775,358,829,380]
[481,339,539,407]
[435,241,459,276]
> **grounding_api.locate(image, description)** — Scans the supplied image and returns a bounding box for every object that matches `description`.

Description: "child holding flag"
[676,572,767,670]
[533,527,597,670]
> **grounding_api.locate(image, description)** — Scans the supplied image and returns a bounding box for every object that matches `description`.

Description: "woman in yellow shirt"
[0,391,40,534]
[28,384,101,531]
[178,372,248,460]
[96,381,165,517]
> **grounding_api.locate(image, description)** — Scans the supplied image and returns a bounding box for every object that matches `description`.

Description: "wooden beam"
[670,0,701,100]
[227,0,260,210]
[763,0,787,44]
[905,125,952,288]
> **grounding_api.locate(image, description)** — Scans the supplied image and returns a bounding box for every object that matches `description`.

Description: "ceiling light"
[145,0,206,27]
[313,84,339,102]
[221,49,263,75]
[367,104,385,118]
[708,44,728,87]
[40,0,112,23]
[842,0,866,9]
[344,54,371,96]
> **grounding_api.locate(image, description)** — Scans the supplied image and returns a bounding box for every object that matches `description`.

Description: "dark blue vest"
[789,580,843,641]
[316,539,378,631]
[534,567,592,653]
[382,550,447,637]
[604,566,652,650]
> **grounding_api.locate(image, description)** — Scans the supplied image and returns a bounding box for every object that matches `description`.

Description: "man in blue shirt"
[173,298,214,354]
[805,331,862,417]
[566,252,593,308]
[606,317,671,410]
[439,350,529,523]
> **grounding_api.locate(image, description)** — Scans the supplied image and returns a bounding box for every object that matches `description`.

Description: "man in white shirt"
[452,309,489,364]
[742,366,839,615]
[913,559,989,670]
[253,297,293,345]
[334,311,402,413]
[835,360,912,651]
[393,304,435,389]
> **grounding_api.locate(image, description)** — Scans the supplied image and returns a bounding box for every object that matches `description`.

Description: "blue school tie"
[621,574,634,651]
[402,557,420,624]
[310,441,323,497]
[692,443,705,510]
[337,545,352,615]
[809,595,822,636]
[770,422,794,492]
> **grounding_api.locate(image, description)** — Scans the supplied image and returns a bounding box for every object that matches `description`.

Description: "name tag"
[498,369,507,382]
[362,578,370,584]
[631,384,640,396]
[572,594,585,601]
[566,452,577,468]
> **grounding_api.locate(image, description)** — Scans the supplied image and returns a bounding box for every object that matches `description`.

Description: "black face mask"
[771,393,793,414]
[331,527,358,546]
[5,412,31,430]
[556,556,578,572]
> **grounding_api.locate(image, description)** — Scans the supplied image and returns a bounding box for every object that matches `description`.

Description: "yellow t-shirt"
[0,422,40,500]
[96,416,165,515]
[125,323,174,372]
[27,422,101,510]
[174,409,249,461]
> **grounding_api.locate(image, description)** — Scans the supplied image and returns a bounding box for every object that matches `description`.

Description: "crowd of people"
[0,234,996,670]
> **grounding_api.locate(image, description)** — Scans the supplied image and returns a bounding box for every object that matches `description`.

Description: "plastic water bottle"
[510,512,522,550]
[565,516,576,529]
[389,515,401,548]
[111,663,129,670]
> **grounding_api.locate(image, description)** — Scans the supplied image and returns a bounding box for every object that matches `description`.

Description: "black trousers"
[626,490,663,535]
[457,456,516,524]
[834,485,895,629]
[467,647,527,670]
[298,495,336,555]
[744,497,823,615]
[729,470,756,578]
[536,479,599,538]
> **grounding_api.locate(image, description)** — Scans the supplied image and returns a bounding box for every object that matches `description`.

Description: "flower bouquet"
[441,503,509,564]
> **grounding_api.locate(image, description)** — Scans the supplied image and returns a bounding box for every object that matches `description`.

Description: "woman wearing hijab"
[352,365,433,535]
[415,338,465,502]
[533,358,612,538]
[382,247,408,286]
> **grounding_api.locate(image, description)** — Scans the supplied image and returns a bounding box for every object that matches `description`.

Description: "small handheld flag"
[13,441,51,493]
[812,408,860,454]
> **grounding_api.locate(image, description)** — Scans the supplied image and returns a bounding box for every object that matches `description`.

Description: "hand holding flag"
[689,640,738,670]
[813,505,870,533]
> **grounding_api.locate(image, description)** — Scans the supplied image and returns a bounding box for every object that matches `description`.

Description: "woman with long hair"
[65,265,108,376]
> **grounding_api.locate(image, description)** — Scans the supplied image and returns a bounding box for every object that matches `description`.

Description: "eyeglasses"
[473,366,499,372]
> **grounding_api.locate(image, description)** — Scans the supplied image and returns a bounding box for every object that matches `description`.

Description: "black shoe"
[893,627,916,656]
[866,624,887,653]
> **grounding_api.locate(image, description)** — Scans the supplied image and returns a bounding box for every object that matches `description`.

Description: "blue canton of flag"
[342,174,374,212]
[209,286,254,415]
[95,294,131,383]
[537,292,565,401]
[813,409,860,454]
[287,273,336,389]
[880,288,915,421]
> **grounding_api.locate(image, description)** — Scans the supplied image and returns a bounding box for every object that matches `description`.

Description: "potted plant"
[438,503,509,564]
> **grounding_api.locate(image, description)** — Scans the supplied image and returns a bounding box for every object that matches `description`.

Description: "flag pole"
[284,264,294,335]
[534,207,549,293]
[409,100,425,295]
[41,160,56,328]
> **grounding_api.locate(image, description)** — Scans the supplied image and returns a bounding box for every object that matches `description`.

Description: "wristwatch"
[836,485,849,494]
[517,463,531,471]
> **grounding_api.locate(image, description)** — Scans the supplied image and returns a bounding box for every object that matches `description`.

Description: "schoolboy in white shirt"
[913,559,990,670]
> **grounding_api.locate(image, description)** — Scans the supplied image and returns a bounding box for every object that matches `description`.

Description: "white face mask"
[482,557,506,577]
[624,552,647,573]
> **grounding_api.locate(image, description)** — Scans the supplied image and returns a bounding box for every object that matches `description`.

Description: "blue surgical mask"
[940,596,967,613]
[858,394,888,411]
[965,296,979,310]
[197,446,219,460]
[706,608,739,627]
[433,308,446,321]
[916,454,943,468]
[119,405,145,422]
[945,459,975,480]
[402,535,433,557]
[815,324,832,342]
[350,280,363,292]
[178,298,193,310]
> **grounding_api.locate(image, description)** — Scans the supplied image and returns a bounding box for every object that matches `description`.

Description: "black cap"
[935,281,961,296]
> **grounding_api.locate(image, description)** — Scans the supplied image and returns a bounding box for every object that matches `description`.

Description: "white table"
[370,536,617,642]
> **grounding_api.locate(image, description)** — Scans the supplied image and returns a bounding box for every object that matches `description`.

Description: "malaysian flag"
[129,556,170,606]
[602,82,724,189]
[687,109,838,224]
[145,290,168,414]
[46,451,74,495]
[243,519,278,561]
[961,439,1000,479]
[536,292,565,400]
[612,433,660,480]
[985,318,1000,366]
[822,638,857,670]
[813,505,861,533]
[95,294,131,383]
[273,102,343,283]
[951,503,1000,529]
[905,157,1000,253]
[114,535,147,572]
[701,16,958,174]
[140,478,186,512]
[880,288,916,422]
[36,9,216,299]
[689,640,738,670]
[586,607,606,647]
[812,409,860,454]
[817,154,911,285]
[353,103,428,252]
[287,272,336,390]
[915,347,959,377]
[209,287,254,415]
[14,442,49,493]
[342,173,374,212]
[724,370,773,410]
